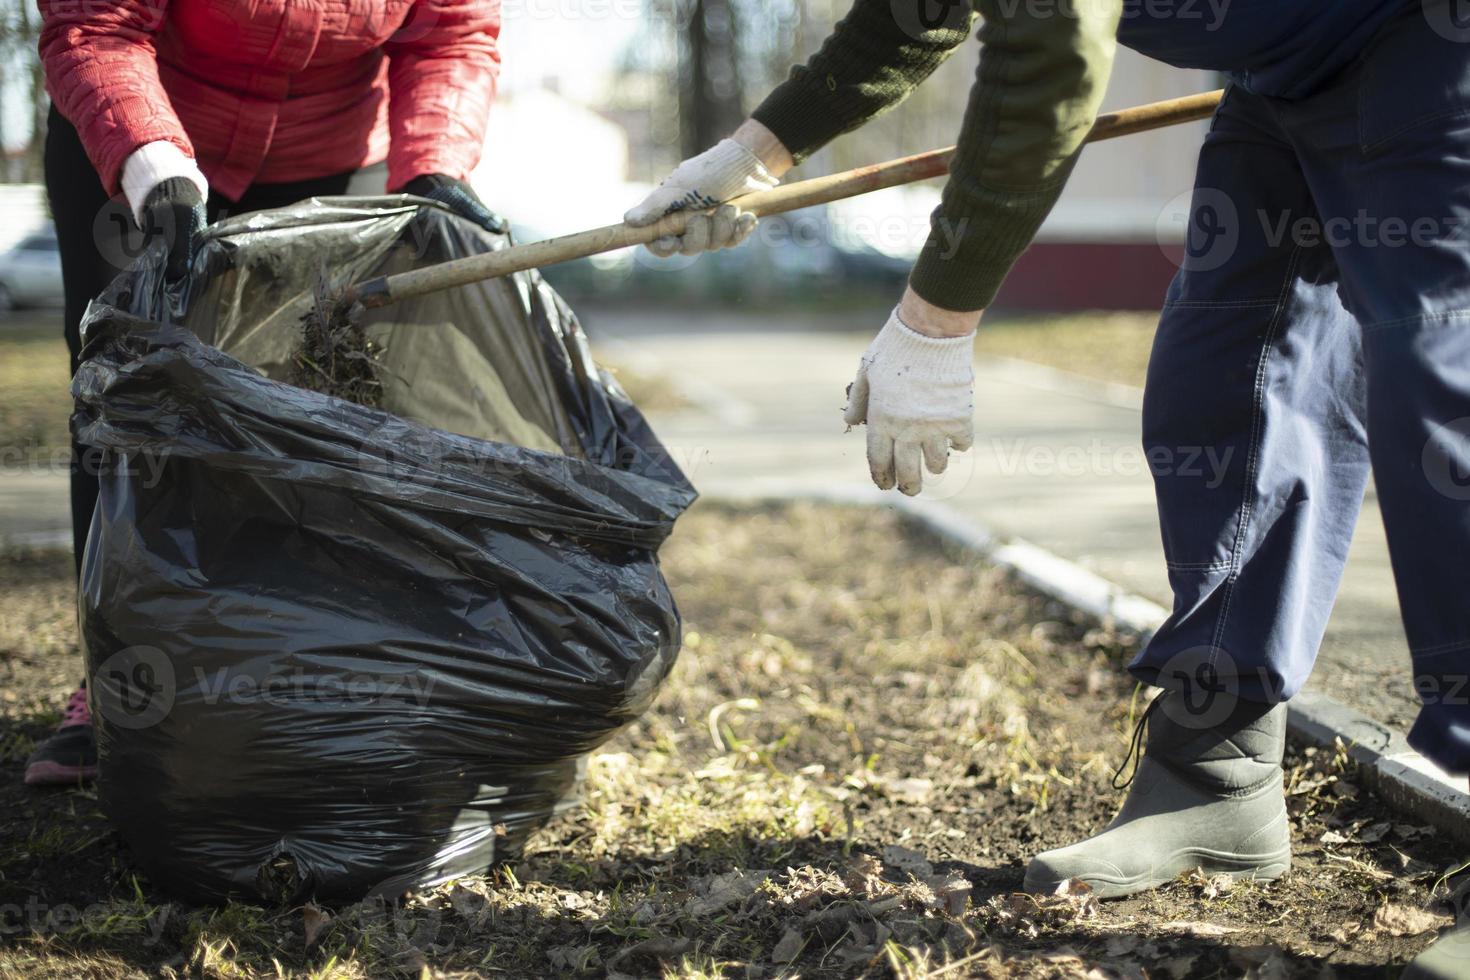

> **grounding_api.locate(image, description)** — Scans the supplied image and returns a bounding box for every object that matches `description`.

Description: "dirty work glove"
[402,174,508,234]
[623,139,777,257]
[140,178,207,284]
[843,308,975,496]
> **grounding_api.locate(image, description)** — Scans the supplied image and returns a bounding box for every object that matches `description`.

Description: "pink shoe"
[24,686,98,786]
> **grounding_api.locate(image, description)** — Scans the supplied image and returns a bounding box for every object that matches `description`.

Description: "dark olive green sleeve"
[908,0,1122,311]
[750,0,976,163]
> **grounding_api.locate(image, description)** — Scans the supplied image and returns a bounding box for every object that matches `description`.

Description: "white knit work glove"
[623,138,777,257]
[121,141,209,227]
[843,308,976,496]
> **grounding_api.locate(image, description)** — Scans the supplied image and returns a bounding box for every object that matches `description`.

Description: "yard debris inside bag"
[0,503,1461,979]
[288,271,384,407]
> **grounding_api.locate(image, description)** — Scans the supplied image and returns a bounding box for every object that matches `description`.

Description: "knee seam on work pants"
[1362,309,1470,333]
[1209,242,1311,657]
[1161,299,1281,311]
[1412,637,1470,657]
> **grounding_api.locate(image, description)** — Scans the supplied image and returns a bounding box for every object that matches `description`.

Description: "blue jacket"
[1118,0,1412,99]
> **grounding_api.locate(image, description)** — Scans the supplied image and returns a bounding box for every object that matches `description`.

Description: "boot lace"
[1112,691,1166,790]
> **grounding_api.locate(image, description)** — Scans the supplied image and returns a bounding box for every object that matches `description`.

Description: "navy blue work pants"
[1131,4,1470,774]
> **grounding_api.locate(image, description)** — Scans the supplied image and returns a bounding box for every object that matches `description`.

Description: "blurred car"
[521,206,913,308]
[0,228,63,311]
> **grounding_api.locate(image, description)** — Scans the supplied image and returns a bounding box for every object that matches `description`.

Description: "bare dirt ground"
[0,502,1462,978]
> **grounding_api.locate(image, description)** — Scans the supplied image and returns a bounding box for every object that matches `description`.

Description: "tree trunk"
[678,0,745,158]
[23,0,47,182]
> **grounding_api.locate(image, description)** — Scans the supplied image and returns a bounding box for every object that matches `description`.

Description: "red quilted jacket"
[40,0,500,200]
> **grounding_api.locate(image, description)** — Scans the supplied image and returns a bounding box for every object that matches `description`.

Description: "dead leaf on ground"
[685,869,768,916]
[302,902,331,948]
[1185,868,1236,899]
[1203,874,1235,899]
[844,852,886,898]
[786,865,853,910]
[1160,954,1199,979]
[770,928,805,964]
[922,873,972,915]
[1230,944,1291,980]
[882,844,934,878]
[848,852,883,880]
[391,947,428,973]
[1157,920,1242,938]
[1322,852,1395,880]
[1373,902,1451,937]
[887,777,935,805]
[1395,824,1437,841]
[992,882,1099,934]
[1039,948,1085,968]
[446,882,489,922]
[1358,821,1392,843]
[547,945,601,973]
[608,935,693,969]
[1053,878,1094,900]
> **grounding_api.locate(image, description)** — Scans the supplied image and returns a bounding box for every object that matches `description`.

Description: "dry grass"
[0,317,70,464]
[598,357,691,414]
[288,280,386,408]
[0,503,1460,979]
[975,313,1158,388]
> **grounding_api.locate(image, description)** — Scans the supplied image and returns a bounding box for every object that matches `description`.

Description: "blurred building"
[813,48,1215,313]
[469,86,636,236]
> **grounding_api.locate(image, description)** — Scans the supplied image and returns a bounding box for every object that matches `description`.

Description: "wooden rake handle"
[353,88,1223,309]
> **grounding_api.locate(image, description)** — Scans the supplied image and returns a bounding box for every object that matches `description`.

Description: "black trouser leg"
[44,106,127,577]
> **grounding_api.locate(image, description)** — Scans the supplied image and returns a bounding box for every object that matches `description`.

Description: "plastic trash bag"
[71,197,696,904]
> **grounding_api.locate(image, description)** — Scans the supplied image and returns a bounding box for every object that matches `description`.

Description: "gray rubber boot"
[1404,922,1470,978]
[1025,692,1292,899]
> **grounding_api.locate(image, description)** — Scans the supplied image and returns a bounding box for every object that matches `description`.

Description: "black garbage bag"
[72,197,696,904]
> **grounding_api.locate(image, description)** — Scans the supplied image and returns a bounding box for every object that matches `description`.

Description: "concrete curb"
[703,479,1470,843]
